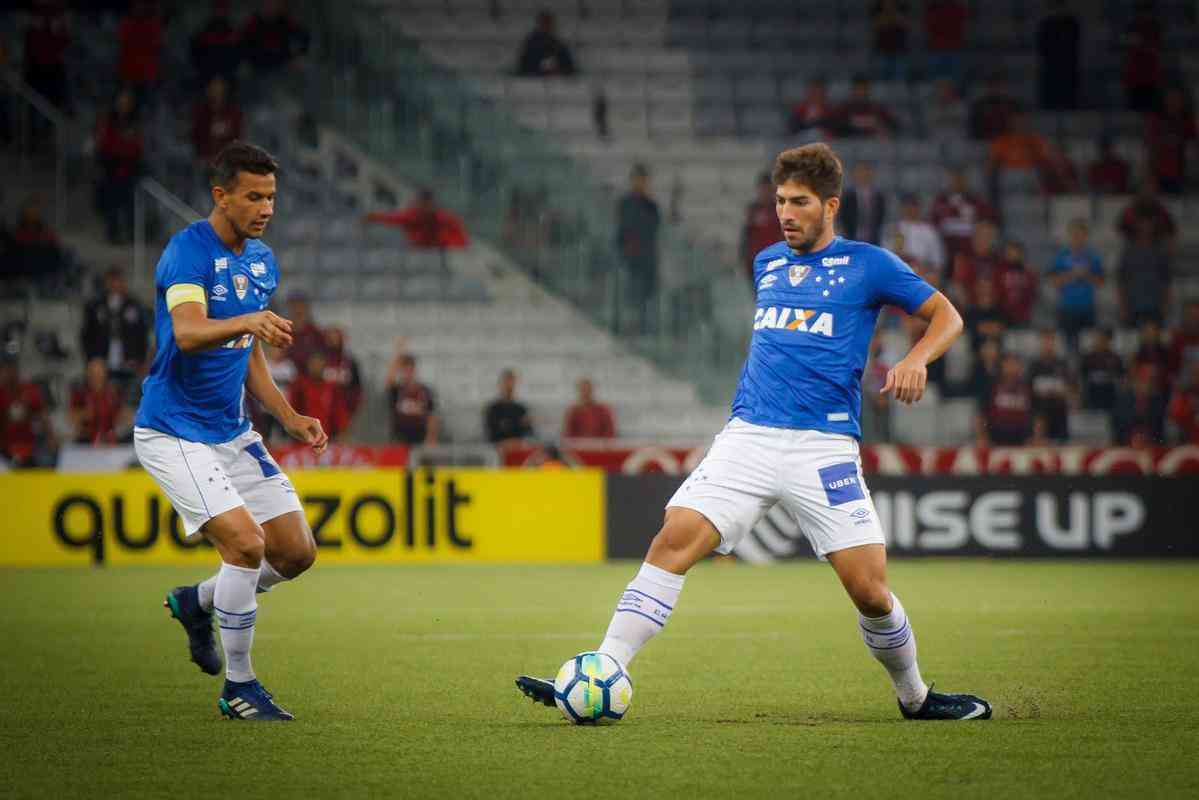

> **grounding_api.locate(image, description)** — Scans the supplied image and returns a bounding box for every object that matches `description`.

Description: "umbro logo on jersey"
[752,306,835,336]
[758,274,778,290]
[766,257,787,270]
[822,256,850,267]
[212,284,227,295]
[233,274,249,300]
[214,257,228,271]
[789,264,810,286]
[249,262,266,276]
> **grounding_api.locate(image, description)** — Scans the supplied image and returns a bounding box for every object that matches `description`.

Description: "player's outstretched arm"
[246,341,328,454]
[170,302,294,353]
[881,291,963,405]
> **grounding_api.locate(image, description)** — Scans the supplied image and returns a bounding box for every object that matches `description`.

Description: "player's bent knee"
[646,508,720,574]
[276,540,316,578]
[847,580,892,618]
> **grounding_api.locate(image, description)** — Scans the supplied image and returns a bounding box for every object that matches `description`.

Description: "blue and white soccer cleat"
[515,675,557,707]
[218,679,295,721]
[164,585,222,676]
[899,685,992,720]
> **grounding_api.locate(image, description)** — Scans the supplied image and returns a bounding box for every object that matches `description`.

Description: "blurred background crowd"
[3,0,1199,468]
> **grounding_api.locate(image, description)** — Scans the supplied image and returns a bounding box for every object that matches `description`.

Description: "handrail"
[133,177,203,291]
[2,69,68,233]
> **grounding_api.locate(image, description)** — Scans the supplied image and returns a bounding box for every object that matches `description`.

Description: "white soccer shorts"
[667,418,886,559]
[134,426,303,541]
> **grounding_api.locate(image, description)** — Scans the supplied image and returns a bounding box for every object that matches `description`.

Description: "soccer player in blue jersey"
[134,141,328,721]
[518,143,992,720]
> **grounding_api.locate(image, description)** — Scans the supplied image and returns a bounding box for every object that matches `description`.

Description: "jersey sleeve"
[869,247,937,313]
[157,237,209,310]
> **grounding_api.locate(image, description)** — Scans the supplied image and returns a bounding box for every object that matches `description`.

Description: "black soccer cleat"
[899,685,992,720]
[218,679,295,721]
[515,675,556,707]
[164,584,222,676]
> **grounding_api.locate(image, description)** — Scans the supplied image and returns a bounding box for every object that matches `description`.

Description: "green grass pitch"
[2,560,1198,798]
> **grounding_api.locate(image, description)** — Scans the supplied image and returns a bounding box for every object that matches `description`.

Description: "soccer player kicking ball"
[134,142,327,721]
[518,144,991,721]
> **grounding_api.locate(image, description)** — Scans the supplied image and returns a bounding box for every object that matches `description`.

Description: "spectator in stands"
[787,77,837,138]
[323,327,362,422]
[192,77,243,166]
[0,357,51,467]
[516,10,576,77]
[988,112,1064,188]
[1041,139,1081,195]
[22,0,71,113]
[965,335,1000,407]
[485,368,534,448]
[841,162,886,245]
[117,1,164,104]
[363,189,469,249]
[1087,136,1131,194]
[10,194,65,281]
[1146,86,1197,195]
[1168,300,1199,377]
[563,378,616,439]
[950,220,1001,306]
[69,358,131,446]
[1036,1,1081,110]
[241,0,311,74]
[1167,362,1199,443]
[1048,219,1104,347]
[616,164,661,335]
[1029,329,1073,443]
[257,344,296,442]
[94,88,144,244]
[1117,178,1176,245]
[80,267,150,384]
[1132,320,1171,388]
[996,240,1038,327]
[968,71,1020,141]
[930,165,998,261]
[1117,214,1172,326]
[962,278,1007,349]
[977,351,1039,447]
[836,75,897,138]
[923,78,968,138]
[889,193,945,278]
[1112,364,1167,446]
[871,0,911,82]
[191,0,242,86]
[289,351,350,440]
[1122,0,1164,112]
[284,292,326,371]
[1081,328,1124,411]
[386,352,439,446]
[922,0,968,85]
[740,173,779,286]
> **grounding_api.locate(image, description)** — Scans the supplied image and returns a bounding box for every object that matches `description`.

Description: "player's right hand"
[245,311,294,348]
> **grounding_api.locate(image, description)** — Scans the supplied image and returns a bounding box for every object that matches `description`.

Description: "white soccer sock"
[214,562,259,683]
[256,560,289,593]
[198,560,288,611]
[859,592,928,711]
[598,562,685,667]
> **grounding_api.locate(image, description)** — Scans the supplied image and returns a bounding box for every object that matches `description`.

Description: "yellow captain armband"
[165,283,207,311]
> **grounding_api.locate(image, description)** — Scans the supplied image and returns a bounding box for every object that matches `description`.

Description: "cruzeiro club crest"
[233,274,249,300]
[789,264,811,286]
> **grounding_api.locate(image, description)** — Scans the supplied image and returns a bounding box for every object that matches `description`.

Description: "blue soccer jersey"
[729,236,936,439]
[135,220,279,444]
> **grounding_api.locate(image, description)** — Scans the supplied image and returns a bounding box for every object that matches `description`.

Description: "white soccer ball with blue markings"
[553,651,633,724]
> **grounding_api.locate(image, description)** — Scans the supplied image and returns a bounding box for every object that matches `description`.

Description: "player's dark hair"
[772,143,843,201]
[210,141,279,189]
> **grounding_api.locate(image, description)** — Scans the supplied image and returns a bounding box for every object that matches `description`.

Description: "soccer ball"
[553,651,633,724]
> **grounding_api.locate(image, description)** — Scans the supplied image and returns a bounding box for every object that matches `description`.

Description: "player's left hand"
[285,413,329,454]
[881,356,927,405]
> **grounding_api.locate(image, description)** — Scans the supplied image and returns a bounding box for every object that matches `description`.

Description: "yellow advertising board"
[0,468,605,566]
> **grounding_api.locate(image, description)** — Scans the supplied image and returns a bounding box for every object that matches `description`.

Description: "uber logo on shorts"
[818,462,864,506]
